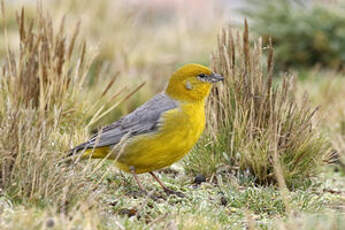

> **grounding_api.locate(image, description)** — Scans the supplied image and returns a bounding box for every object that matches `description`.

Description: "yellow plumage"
[82,102,205,174]
[71,63,223,193]
[115,101,206,173]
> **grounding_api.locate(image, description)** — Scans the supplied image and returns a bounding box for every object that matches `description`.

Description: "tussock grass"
[0,4,125,207]
[185,22,331,188]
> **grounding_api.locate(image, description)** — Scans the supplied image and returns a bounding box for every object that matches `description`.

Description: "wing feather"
[70,93,178,154]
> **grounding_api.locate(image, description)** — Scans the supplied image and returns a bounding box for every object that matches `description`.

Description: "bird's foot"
[137,189,161,200]
[126,189,148,198]
[164,188,185,198]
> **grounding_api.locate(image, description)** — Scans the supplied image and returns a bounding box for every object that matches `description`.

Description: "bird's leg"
[149,172,184,197]
[130,166,146,193]
[149,171,169,191]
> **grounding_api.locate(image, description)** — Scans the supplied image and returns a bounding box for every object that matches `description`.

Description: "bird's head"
[165,64,223,102]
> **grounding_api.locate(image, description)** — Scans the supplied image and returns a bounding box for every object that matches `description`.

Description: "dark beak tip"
[207,72,224,83]
[214,73,224,82]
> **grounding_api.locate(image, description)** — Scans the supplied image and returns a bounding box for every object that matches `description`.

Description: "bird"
[69,63,223,196]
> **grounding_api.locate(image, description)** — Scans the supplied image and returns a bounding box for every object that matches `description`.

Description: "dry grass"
[185,21,331,188]
[0,3,131,208]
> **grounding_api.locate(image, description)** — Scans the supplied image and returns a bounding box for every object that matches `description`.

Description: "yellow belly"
[117,102,205,173]
[82,102,205,174]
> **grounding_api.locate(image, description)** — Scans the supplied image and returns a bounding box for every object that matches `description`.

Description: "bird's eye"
[198,73,207,78]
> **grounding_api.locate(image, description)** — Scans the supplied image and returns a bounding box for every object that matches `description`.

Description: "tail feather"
[67,142,90,157]
[68,142,112,159]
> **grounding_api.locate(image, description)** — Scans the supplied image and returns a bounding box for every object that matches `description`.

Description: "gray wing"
[70,93,178,153]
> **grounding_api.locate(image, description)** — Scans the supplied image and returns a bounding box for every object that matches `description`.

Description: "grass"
[1,6,90,205]
[185,22,331,188]
[295,69,345,173]
[0,1,344,229]
[0,3,135,208]
[1,168,344,229]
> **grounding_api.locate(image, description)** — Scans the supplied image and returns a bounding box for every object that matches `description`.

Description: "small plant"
[185,22,331,188]
[241,0,345,70]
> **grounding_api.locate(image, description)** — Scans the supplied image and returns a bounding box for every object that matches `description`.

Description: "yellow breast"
[115,101,206,174]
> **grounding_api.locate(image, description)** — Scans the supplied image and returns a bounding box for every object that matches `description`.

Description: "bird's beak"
[208,72,224,83]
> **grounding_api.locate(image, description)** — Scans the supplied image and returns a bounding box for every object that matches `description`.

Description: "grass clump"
[241,0,345,70]
[0,5,118,207]
[185,22,331,188]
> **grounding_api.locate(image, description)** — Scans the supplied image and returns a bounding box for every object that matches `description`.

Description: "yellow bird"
[70,63,223,195]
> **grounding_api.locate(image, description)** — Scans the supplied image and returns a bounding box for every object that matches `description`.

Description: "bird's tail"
[68,142,111,159]
[67,142,90,157]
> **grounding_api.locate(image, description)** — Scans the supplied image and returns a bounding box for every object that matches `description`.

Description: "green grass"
[1,165,344,229]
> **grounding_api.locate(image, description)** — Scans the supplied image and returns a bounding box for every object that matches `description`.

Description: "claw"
[164,188,185,198]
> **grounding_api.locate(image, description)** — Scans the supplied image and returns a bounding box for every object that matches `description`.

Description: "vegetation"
[0,1,344,229]
[242,0,345,70]
[0,5,138,208]
[296,70,345,173]
[185,23,331,188]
